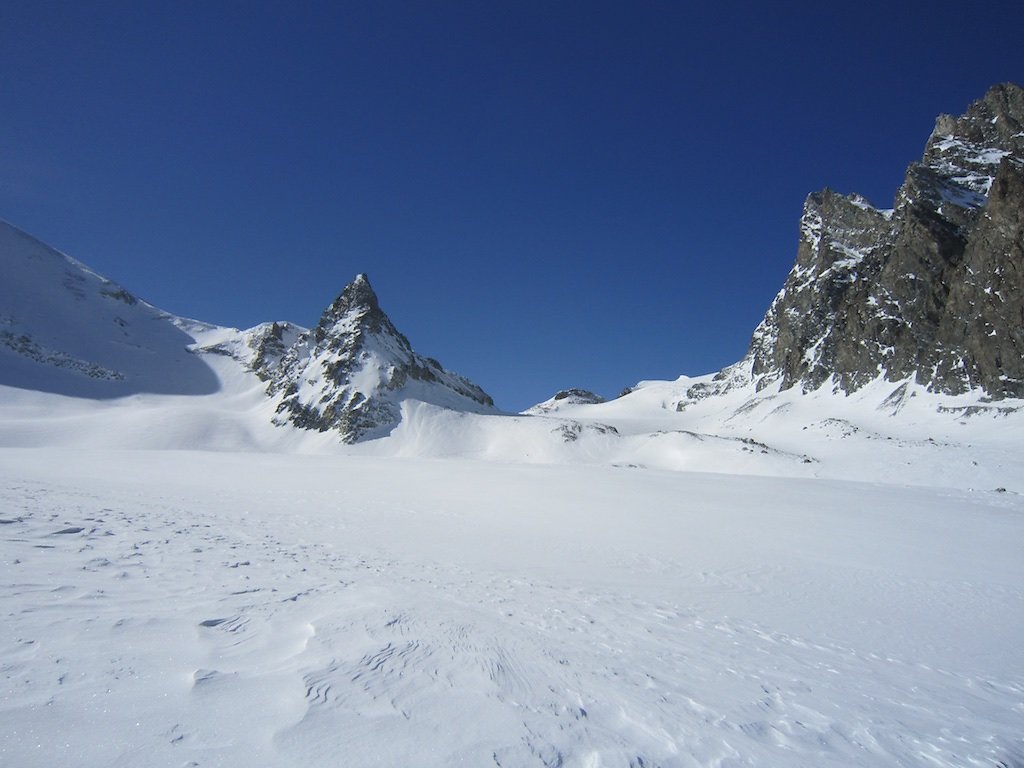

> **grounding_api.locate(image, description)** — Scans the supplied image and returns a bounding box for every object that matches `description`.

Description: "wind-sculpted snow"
[1,450,1022,767]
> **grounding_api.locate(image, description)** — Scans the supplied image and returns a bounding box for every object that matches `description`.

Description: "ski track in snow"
[2,457,1022,768]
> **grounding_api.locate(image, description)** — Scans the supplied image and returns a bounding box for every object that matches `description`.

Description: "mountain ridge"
[1,83,1022,451]
[728,82,1024,401]
[0,219,496,443]
[0,217,221,399]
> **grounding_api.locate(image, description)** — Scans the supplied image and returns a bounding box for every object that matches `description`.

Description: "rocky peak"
[307,273,417,366]
[267,273,495,442]
[712,82,1024,402]
[315,273,383,338]
[923,83,1024,195]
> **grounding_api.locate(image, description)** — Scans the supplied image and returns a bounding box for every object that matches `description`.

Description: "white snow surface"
[3,370,1023,768]
[2,448,1022,767]
[0,219,223,399]
[2,219,1024,766]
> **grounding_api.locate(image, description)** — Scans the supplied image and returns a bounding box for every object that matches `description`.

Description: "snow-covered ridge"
[0,220,498,445]
[0,218,222,398]
[2,86,1023,484]
[4,206,1020,491]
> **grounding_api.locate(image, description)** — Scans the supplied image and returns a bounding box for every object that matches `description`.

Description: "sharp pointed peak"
[320,272,380,320]
[343,272,377,303]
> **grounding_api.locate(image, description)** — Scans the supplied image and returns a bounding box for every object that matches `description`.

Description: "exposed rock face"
[245,321,303,377]
[523,388,606,415]
[265,274,494,443]
[553,388,605,404]
[194,320,304,373]
[740,83,1024,399]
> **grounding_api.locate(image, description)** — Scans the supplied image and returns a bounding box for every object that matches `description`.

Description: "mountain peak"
[344,273,377,307]
[311,274,396,350]
[268,273,495,442]
[317,272,380,329]
[923,83,1024,197]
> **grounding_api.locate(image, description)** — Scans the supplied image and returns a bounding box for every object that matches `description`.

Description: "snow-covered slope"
[0,218,334,451]
[0,223,497,450]
[2,449,1021,768]
[0,219,221,398]
[348,372,1020,493]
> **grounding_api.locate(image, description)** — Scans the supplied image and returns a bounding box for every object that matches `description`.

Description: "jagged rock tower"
[262,274,494,443]
[737,83,1023,399]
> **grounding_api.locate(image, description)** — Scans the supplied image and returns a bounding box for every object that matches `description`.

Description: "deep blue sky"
[2,2,1021,410]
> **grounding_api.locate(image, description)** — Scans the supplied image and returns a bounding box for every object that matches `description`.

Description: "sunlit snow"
[2,218,1023,767]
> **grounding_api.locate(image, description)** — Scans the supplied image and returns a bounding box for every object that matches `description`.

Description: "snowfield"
[2,448,1022,767]
[2,216,1023,765]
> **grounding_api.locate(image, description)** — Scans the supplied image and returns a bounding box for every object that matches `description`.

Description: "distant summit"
[524,388,605,414]
[263,273,496,443]
[689,82,1024,403]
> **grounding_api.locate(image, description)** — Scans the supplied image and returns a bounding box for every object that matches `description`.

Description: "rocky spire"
[310,273,411,352]
[319,273,378,322]
[266,273,495,442]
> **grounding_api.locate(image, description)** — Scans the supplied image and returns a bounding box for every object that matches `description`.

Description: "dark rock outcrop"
[524,387,606,414]
[553,388,605,404]
[737,83,1024,399]
[247,321,298,377]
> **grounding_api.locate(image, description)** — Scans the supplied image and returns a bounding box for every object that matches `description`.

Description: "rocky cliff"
[733,83,1024,400]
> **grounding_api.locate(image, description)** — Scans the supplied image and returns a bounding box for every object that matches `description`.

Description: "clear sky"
[2,1,1021,410]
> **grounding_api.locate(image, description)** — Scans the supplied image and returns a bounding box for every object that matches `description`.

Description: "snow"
[927,136,1011,198]
[5,341,1022,767]
[846,195,893,219]
[3,219,1024,766]
[2,448,1022,768]
[828,242,868,271]
[799,209,823,251]
[932,136,1009,166]
[0,220,222,399]
[937,182,988,210]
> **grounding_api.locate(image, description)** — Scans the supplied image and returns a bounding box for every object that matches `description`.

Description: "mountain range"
[1,83,1021,484]
[3,84,1023,768]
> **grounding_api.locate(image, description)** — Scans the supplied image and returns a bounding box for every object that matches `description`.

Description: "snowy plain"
[2,445,1022,767]
[2,217,1023,766]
